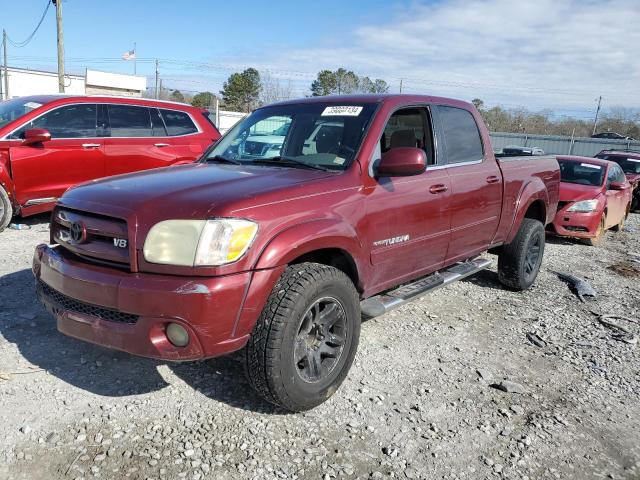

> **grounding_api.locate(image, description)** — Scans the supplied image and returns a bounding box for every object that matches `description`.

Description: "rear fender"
[505,178,549,244]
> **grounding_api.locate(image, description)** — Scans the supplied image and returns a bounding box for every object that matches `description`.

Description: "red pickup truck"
[33,94,560,411]
[0,95,220,230]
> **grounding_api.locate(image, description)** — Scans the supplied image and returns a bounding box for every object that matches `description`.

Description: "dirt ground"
[1,213,639,480]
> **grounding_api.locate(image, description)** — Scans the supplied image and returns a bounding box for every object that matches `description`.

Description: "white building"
[0,67,147,100]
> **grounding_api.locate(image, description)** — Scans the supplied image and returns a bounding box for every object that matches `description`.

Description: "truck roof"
[268,94,474,110]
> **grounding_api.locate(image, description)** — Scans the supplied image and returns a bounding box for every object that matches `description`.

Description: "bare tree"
[259,72,294,106]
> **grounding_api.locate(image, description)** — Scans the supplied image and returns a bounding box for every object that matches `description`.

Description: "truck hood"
[559,182,603,202]
[61,163,334,218]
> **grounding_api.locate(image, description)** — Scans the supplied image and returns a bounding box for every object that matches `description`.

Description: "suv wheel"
[245,262,361,411]
[0,187,13,232]
[498,218,545,290]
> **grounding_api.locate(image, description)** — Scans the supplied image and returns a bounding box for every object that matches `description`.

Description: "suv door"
[103,105,209,176]
[435,105,502,263]
[8,103,105,208]
[365,106,451,292]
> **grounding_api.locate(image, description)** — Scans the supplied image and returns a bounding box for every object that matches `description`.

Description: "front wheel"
[611,205,629,232]
[498,218,545,290]
[245,263,361,411]
[585,215,606,246]
[0,187,13,232]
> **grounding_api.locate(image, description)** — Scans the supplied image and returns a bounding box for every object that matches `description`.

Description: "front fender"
[505,178,550,244]
[254,218,364,272]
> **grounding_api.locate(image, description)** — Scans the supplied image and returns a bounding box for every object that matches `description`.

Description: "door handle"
[486,175,500,184]
[82,143,101,149]
[429,184,448,194]
[154,143,170,148]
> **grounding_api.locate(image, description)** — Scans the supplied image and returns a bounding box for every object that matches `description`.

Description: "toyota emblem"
[69,222,87,244]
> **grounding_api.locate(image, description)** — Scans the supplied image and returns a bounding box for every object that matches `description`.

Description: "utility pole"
[53,0,65,93]
[2,30,8,100]
[154,59,159,99]
[592,96,602,136]
[399,78,403,93]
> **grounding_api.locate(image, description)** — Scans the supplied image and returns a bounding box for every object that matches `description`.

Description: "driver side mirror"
[376,147,426,177]
[23,128,51,146]
[609,181,627,190]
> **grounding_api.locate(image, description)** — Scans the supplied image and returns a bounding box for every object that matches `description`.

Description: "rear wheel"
[498,218,545,290]
[586,216,606,246]
[0,187,13,232]
[245,263,361,411]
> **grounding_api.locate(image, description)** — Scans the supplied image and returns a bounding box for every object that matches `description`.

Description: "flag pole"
[133,42,137,75]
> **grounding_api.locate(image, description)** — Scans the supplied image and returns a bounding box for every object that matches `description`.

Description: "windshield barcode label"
[321,106,363,117]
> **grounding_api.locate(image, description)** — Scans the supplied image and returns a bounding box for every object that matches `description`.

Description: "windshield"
[558,159,605,186]
[0,98,46,129]
[205,102,378,171]
[595,154,640,174]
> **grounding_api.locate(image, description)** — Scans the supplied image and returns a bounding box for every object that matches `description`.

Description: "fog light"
[166,323,189,347]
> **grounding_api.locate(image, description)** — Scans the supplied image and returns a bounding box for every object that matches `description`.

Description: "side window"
[613,165,626,183]
[108,105,152,137]
[150,108,167,137]
[381,107,434,164]
[159,109,198,136]
[437,106,484,164]
[13,104,97,139]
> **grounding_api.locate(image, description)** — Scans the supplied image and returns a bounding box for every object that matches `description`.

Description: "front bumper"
[32,244,275,361]
[548,207,602,239]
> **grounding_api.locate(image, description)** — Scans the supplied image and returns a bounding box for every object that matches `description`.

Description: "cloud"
[222,0,640,113]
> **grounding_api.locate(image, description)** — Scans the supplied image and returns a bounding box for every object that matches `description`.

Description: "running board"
[360,258,492,318]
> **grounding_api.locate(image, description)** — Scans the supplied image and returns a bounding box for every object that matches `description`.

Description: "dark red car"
[0,95,220,230]
[549,156,632,245]
[33,94,559,411]
[595,149,640,211]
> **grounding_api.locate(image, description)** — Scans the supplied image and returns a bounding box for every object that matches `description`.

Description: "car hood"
[61,163,334,219]
[559,182,602,202]
[625,172,640,184]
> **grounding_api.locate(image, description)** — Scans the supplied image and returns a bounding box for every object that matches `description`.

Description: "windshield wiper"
[206,155,243,165]
[251,156,330,171]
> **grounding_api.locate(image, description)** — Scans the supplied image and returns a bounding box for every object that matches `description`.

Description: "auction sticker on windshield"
[581,163,601,169]
[628,158,640,163]
[322,106,363,116]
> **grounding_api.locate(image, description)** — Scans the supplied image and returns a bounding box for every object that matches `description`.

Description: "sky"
[2,0,640,119]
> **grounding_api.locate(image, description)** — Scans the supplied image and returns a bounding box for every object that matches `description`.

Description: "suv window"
[108,105,152,137]
[437,106,484,164]
[12,104,97,139]
[381,107,435,164]
[160,109,198,136]
[150,108,167,137]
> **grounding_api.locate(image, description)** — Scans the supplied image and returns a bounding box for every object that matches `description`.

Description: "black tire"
[498,218,545,290]
[585,215,606,246]
[0,186,13,232]
[245,262,361,412]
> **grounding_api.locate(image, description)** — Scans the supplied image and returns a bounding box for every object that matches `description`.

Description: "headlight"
[143,219,258,267]
[566,199,598,213]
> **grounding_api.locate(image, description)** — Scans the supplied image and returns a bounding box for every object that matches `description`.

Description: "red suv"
[0,95,220,230]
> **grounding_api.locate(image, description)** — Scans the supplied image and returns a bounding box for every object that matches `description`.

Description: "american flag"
[122,49,136,61]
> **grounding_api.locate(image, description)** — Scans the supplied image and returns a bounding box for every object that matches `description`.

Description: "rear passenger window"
[437,106,484,164]
[160,109,198,136]
[108,105,152,137]
[150,108,167,137]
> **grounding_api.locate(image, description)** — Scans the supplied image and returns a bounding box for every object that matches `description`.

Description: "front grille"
[243,141,269,156]
[37,280,139,325]
[564,225,588,232]
[52,208,130,269]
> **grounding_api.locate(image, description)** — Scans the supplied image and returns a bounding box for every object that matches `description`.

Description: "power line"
[6,0,51,48]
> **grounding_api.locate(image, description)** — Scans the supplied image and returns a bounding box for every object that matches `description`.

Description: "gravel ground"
[1,213,639,480]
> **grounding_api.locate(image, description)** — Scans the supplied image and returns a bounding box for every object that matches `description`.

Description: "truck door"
[434,105,502,263]
[364,106,451,292]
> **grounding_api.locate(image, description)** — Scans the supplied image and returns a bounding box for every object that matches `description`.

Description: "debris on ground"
[551,271,598,302]
[7,223,31,231]
[526,332,547,348]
